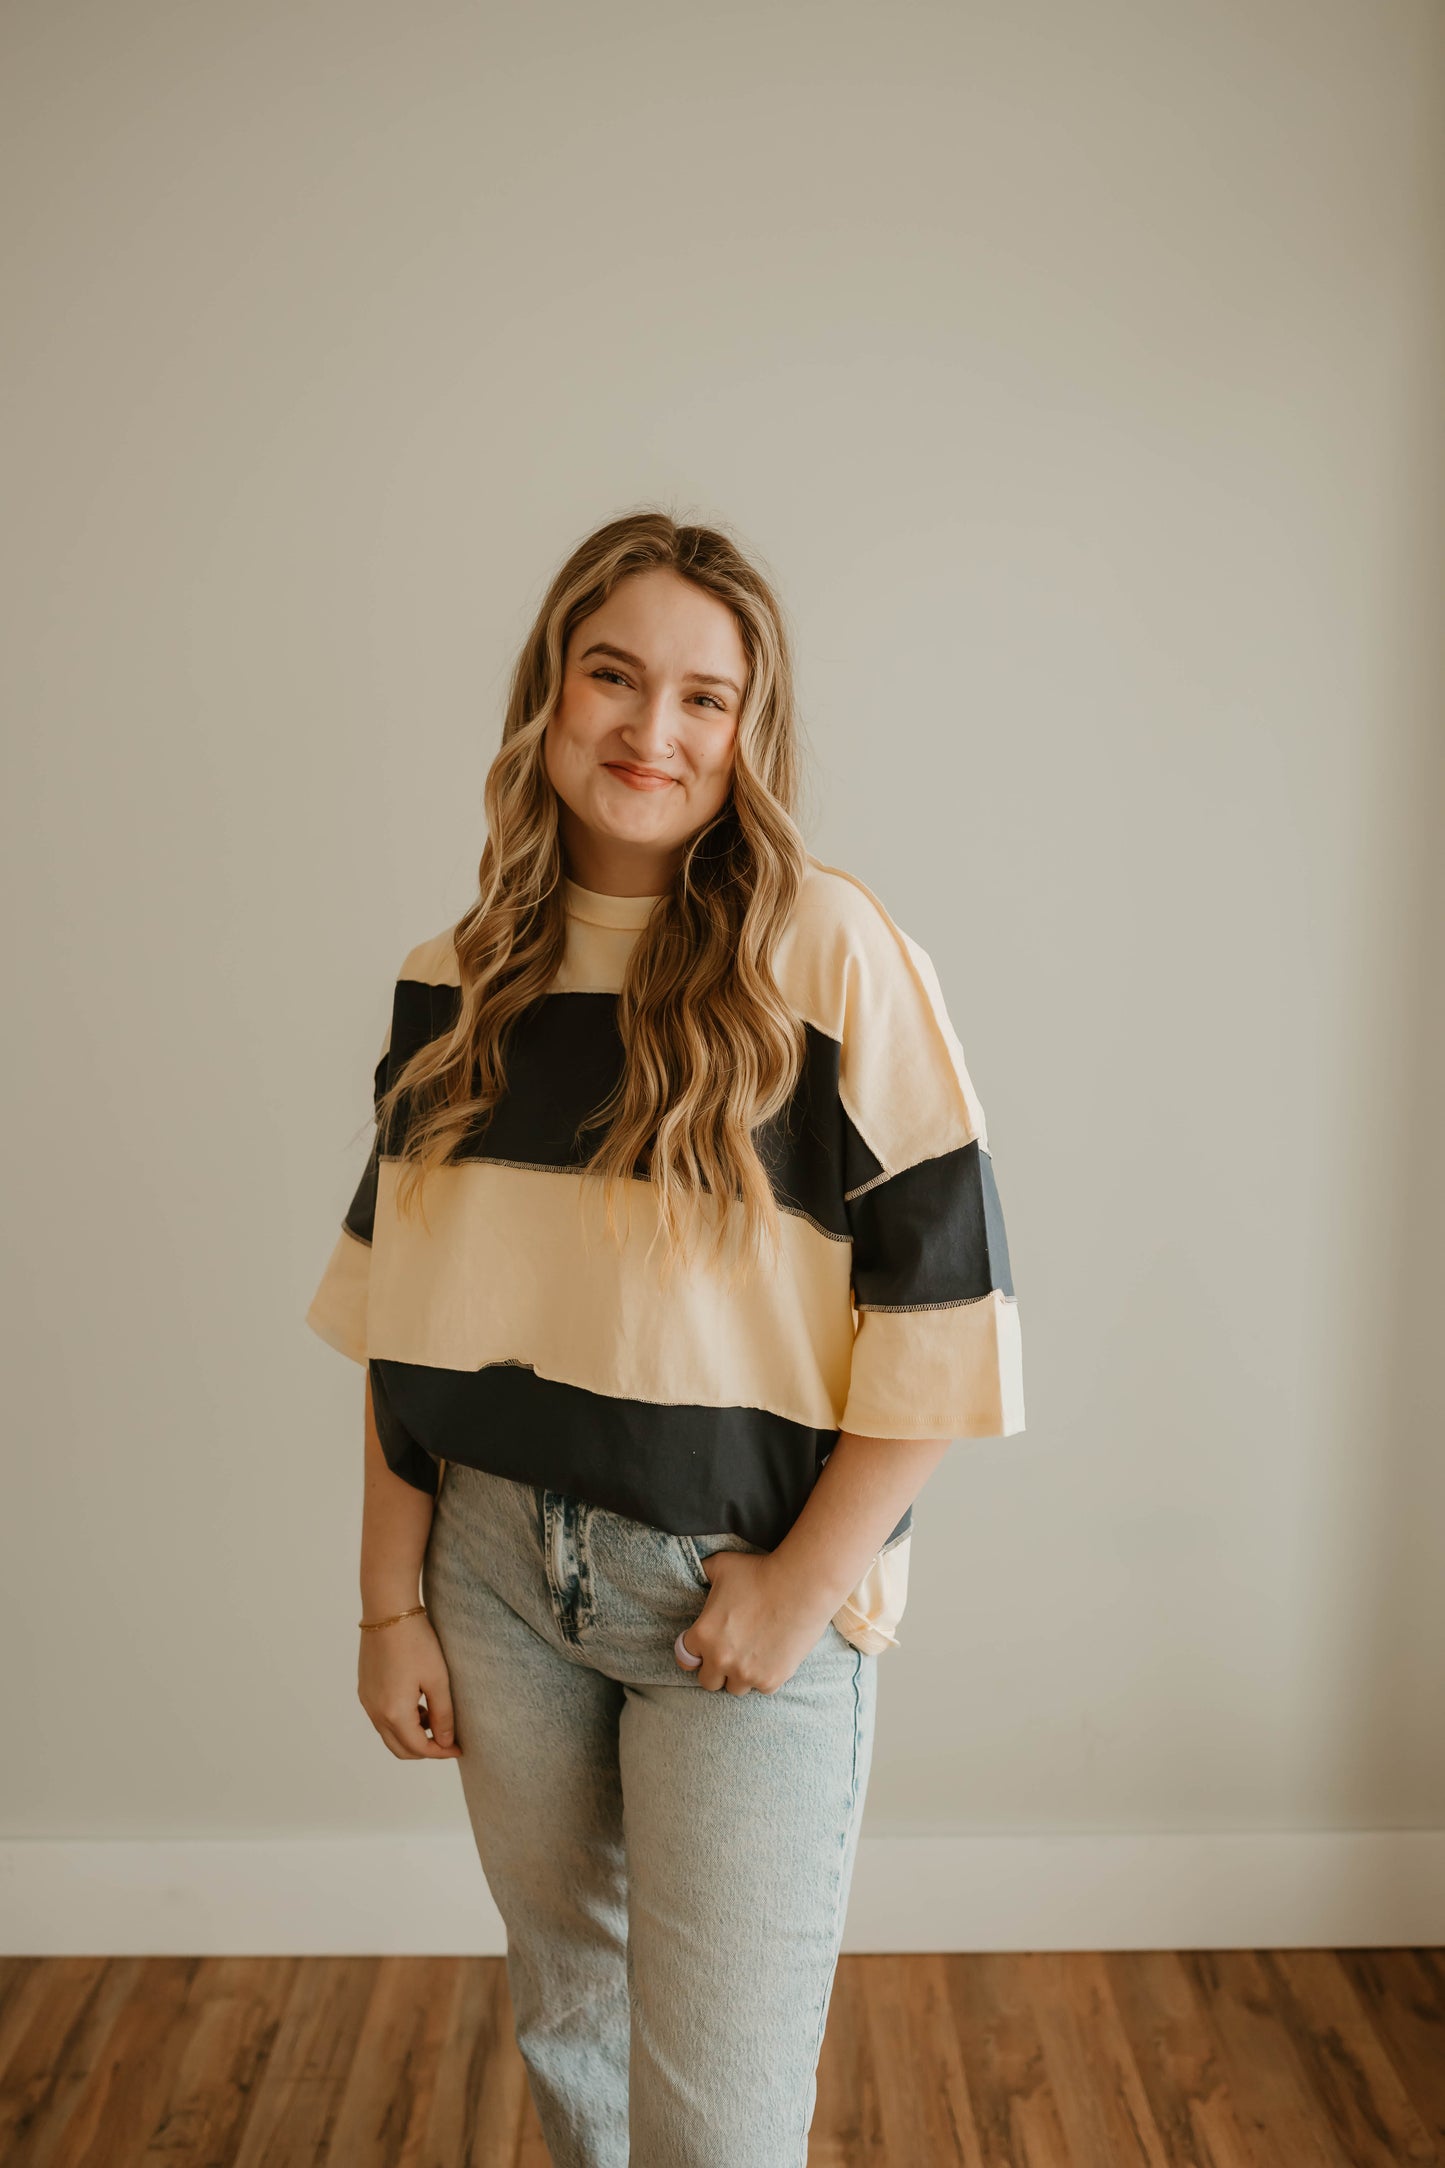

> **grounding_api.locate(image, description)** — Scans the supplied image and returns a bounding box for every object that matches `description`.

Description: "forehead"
[572,569,747,677]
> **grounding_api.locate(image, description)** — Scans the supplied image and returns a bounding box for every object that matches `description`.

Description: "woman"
[304,510,1025,2167]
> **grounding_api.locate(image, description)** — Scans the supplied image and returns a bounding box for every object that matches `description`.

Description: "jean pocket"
[676,1530,768,1591]
[675,1533,712,1591]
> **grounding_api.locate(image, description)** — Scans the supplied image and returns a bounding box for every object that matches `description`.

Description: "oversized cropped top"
[304,855,1025,1653]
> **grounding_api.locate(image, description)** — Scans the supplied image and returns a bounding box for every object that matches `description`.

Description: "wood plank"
[514,2086,553,2168]
[39,1956,205,2168]
[490,1966,551,2168]
[943,1952,1077,2168]
[1017,1952,1171,2168]
[1180,1951,1355,2168]
[230,1954,380,2168]
[1259,1951,1437,2167]
[0,1960,51,2096]
[0,1955,138,2168]
[413,1958,535,2168]
[137,1955,299,2166]
[0,1947,1438,2163]
[862,1951,985,2167]
[1340,1949,1445,2149]
[809,1955,888,2166]
[1102,1950,1262,2168]
[326,1955,461,2166]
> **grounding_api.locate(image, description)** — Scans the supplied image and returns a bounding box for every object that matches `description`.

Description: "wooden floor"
[0,1949,1441,2165]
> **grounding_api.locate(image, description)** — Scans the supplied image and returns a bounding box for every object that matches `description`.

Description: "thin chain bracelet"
[358,1603,427,1632]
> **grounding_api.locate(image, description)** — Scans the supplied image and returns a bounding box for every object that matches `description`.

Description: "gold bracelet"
[358,1603,427,1632]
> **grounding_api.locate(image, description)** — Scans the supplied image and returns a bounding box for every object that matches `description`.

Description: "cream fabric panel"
[775,859,989,1171]
[840,1288,1024,1439]
[304,1225,371,1366]
[366,1157,858,1429]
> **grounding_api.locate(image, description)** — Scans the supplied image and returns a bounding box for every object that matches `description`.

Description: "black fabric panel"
[341,1047,390,1245]
[389,978,463,1074]
[848,1139,1015,1307]
[842,1105,886,1195]
[753,1025,850,1238]
[368,1357,441,1496]
[384,978,853,1238]
[458,992,630,1168]
[978,1144,1015,1300]
[368,1356,910,1551]
[340,1140,379,1247]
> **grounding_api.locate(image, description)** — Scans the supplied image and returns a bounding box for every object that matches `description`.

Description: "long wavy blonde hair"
[375,509,812,1287]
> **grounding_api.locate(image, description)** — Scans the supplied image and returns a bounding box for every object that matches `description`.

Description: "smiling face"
[544,566,747,894]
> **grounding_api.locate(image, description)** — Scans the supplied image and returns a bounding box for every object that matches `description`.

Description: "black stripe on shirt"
[386,982,854,1239]
[368,1354,912,1553]
[845,1138,1015,1308]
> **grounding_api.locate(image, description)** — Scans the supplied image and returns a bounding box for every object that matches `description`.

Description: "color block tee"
[304,856,1025,1654]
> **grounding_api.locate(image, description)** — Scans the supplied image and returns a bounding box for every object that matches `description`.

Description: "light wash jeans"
[420,1459,878,2168]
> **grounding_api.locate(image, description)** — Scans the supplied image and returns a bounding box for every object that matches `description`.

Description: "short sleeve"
[303,1005,393,1366]
[835,898,1024,1441]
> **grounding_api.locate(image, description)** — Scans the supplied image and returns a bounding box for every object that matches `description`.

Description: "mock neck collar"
[561,877,666,931]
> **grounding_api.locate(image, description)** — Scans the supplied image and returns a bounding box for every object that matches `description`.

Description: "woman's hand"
[358,1614,463,1759]
[675,1552,840,1695]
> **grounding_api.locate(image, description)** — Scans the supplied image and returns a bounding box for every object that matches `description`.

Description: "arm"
[680,880,1023,1694]
[766,1429,950,1616]
[356,1371,462,1761]
[681,1432,951,1695]
[360,1368,435,1616]
[303,975,460,1756]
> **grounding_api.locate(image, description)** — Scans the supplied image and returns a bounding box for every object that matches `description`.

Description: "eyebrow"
[578,641,744,700]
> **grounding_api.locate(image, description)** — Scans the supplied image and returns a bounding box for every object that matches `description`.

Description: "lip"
[604,762,675,791]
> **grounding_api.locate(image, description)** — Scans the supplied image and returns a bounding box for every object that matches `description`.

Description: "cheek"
[696,730,737,794]
[542,720,589,811]
[547,706,593,778]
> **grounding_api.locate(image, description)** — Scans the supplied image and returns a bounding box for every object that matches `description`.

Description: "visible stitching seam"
[375,1153,853,1244]
[856,1289,1016,1314]
[842,1140,993,1204]
[798,1649,863,2162]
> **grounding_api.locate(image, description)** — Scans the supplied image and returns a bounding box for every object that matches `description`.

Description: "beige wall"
[3,0,1442,1857]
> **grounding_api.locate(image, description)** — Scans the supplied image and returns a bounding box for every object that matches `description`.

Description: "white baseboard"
[2,1830,1442,1956]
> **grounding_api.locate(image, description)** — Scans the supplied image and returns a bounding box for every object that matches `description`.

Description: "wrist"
[760,1551,848,1629]
[358,1599,427,1632]
[360,1578,422,1617]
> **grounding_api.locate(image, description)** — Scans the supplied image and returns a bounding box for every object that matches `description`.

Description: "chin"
[589,793,676,836]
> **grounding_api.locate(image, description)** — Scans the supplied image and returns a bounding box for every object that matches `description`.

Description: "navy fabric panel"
[848,1139,1015,1307]
[368,1356,910,1551]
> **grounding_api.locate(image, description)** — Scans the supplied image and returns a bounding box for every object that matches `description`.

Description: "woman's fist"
[673,1552,837,1695]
